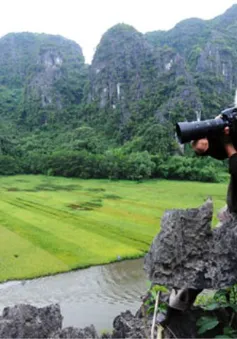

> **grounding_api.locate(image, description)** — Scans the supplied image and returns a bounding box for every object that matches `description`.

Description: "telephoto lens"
[176,118,227,144]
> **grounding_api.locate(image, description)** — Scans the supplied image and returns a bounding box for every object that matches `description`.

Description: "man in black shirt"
[158,126,237,326]
[192,126,237,214]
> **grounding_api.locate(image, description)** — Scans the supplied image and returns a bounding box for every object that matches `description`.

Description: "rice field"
[0,175,228,282]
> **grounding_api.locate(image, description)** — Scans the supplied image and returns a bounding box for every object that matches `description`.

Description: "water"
[0,258,147,333]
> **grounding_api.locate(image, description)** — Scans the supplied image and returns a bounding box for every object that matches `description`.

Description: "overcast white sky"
[1,0,237,63]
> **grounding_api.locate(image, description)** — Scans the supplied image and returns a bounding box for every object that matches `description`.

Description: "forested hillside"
[1,5,237,181]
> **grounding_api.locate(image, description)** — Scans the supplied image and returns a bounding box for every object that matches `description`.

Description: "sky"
[1,0,237,64]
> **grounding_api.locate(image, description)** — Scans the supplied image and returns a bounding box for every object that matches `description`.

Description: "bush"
[0,155,22,175]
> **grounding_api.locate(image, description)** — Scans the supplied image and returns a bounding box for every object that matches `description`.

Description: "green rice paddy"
[0,175,228,282]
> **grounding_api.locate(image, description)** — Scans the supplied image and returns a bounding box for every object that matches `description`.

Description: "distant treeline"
[0,150,226,182]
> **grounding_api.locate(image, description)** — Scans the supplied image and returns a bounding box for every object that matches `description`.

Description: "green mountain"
[91,5,237,125]
[0,5,237,180]
[0,32,87,127]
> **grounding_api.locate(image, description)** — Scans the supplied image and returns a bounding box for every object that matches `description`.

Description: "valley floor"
[0,175,227,282]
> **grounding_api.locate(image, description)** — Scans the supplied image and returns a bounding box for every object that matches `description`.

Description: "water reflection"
[0,258,147,332]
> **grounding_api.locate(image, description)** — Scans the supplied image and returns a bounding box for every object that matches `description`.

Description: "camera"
[176,107,237,144]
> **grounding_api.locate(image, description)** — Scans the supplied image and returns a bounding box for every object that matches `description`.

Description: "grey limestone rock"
[144,199,237,289]
[0,304,100,339]
[0,304,62,338]
[112,310,149,339]
[51,325,98,338]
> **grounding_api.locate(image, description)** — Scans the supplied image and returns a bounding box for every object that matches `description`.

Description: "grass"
[0,175,228,282]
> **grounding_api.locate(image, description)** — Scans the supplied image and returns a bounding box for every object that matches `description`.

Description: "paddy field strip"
[0,175,227,282]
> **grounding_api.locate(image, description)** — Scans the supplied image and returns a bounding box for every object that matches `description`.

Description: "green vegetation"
[196,285,237,337]
[0,9,235,284]
[0,175,227,282]
[0,11,236,182]
[0,125,227,182]
[144,283,237,338]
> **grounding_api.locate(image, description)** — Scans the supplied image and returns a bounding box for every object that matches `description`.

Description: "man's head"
[192,138,209,155]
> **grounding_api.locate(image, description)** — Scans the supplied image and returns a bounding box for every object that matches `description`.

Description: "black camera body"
[176,107,237,145]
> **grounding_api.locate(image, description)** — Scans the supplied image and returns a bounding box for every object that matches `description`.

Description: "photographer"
[192,125,237,216]
[158,123,237,326]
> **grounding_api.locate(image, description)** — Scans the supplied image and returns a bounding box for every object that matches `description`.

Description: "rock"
[52,325,98,338]
[0,304,100,339]
[0,304,62,338]
[112,310,149,338]
[144,199,237,289]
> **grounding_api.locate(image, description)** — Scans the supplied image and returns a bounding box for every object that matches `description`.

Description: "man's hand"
[191,138,209,154]
[224,126,230,135]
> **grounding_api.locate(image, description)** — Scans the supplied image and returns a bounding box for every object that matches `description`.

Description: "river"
[0,258,147,333]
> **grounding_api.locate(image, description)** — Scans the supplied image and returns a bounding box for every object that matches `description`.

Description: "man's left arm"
[224,127,237,176]
[228,149,237,177]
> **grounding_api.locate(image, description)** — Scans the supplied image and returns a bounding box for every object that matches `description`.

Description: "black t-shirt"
[200,135,237,213]
[200,136,228,160]
[227,153,237,213]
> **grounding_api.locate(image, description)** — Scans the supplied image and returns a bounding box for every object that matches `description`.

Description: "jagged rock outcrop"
[0,304,62,338]
[52,325,98,338]
[144,199,237,289]
[112,310,148,338]
[0,304,98,338]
